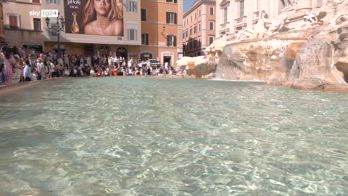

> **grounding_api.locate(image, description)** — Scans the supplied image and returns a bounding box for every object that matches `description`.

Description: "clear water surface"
[0,78,347,195]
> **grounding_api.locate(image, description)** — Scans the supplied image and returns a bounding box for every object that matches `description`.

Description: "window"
[141,9,147,21]
[209,37,214,45]
[126,0,137,12]
[240,0,245,17]
[195,13,197,20]
[167,35,176,47]
[128,29,137,41]
[166,0,177,2]
[166,12,177,24]
[222,7,228,24]
[190,28,192,35]
[199,23,201,31]
[209,21,214,30]
[33,18,41,31]
[194,26,197,33]
[9,15,19,29]
[199,9,201,16]
[210,7,214,15]
[32,0,40,3]
[46,0,58,3]
[141,33,149,45]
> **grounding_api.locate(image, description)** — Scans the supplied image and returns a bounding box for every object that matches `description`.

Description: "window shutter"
[174,13,177,24]
[174,36,177,47]
[166,13,169,23]
[167,35,170,46]
[9,16,18,28]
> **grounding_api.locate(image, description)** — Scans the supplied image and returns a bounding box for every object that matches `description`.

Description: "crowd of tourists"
[0,46,176,86]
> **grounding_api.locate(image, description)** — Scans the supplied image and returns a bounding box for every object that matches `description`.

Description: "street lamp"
[45,12,65,59]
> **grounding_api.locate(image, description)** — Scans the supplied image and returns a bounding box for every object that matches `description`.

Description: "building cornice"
[219,0,230,7]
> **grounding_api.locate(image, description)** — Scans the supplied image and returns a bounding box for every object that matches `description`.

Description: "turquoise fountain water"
[0,78,347,195]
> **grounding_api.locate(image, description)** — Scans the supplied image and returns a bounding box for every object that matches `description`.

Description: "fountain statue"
[176,0,348,90]
[206,0,348,90]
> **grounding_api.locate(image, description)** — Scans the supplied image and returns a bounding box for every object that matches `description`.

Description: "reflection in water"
[0,78,348,195]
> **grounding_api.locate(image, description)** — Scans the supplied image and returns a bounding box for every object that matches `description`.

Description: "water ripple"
[0,78,347,195]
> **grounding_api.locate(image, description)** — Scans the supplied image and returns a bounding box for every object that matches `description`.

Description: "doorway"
[84,44,94,56]
[163,56,171,66]
[116,47,128,62]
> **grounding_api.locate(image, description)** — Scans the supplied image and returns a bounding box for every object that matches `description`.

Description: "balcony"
[234,16,247,29]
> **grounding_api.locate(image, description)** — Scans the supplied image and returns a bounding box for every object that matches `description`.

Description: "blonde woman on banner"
[82,0,123,36]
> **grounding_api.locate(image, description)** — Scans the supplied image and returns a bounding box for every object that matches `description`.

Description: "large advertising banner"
[64,0,124,36]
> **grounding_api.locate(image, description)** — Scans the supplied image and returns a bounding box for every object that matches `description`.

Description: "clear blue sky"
[184,0,195,12]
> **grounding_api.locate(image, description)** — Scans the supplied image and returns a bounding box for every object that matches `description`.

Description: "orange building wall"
[140,0,183,66]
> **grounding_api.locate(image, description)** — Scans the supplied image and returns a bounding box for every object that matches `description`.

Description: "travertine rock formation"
[206,0,348,90]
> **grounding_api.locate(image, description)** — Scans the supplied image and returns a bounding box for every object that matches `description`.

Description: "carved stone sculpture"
[267,14,288,34]
[253,11,271,39]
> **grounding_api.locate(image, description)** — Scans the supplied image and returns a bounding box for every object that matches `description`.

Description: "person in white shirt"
[128,57,133,68]
[23,60,31,81]
[49,61,55,78]
[36,59,45,80]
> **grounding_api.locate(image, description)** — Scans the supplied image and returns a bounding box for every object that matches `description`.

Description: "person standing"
[36,58,45,80]
[23,60,32,81]
[2,47,14,84]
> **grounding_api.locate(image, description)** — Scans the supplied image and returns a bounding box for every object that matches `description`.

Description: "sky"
[184,0,195,12]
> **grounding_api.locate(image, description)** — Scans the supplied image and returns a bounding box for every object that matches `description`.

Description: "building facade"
[2,0,44,51]
[216,0,324,38]
[0,2,4,44]
[140,0,183,65]
[42,0,141,62]
[2,0,183,64]
[183,0,216,57]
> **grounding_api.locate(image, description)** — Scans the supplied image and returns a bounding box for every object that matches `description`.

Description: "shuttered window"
[167,35,176,47]
[166,12,177,24]
[141,9,147,21]
[33,18,41,31]
[128,29,137,41]
[141,33,149,45]
[126,0,138,12]
[9,15,18,29]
